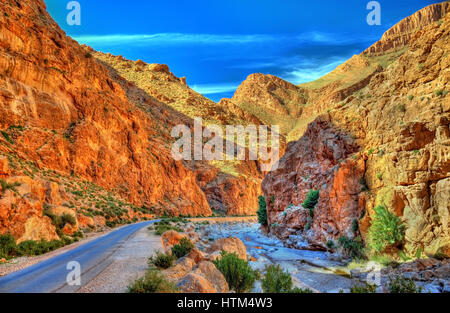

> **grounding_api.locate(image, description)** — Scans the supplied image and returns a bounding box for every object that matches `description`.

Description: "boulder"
[193,261,229,293]
[176,273,216,293]
[207,237,247,260]
[161,230,187,252]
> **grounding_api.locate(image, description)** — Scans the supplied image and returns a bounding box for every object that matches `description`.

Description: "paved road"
[0,220,157,293]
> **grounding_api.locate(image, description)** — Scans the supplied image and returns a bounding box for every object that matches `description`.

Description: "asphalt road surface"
[0,220,157,293]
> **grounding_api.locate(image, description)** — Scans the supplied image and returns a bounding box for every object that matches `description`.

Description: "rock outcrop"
[262,5,450,257]
[364,2,449,55]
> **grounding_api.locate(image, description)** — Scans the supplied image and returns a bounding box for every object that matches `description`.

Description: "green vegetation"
[408,95,414,101]
[352,219,359,233]
[0,179,21,194]
[257,195,268,226]
[0,234,76,259]
[213,251,259,293]
[148,251,175,269]
[387,275,422,293]
[127,269,178,293]
[359,177,369,192]
[154,219,183,235]
[171,238,194,259]
[302,189,319,218]
[1,131,14,144]
[434,89,447,97]
[262,264,305,293]
[369,206,405,253]
[326,240,335,250]
[338,236,365,260]
[289,287,313,293]
[350,283,377,293]
[377,173,383,181]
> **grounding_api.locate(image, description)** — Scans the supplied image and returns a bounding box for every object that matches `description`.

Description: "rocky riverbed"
[192,221,450,293]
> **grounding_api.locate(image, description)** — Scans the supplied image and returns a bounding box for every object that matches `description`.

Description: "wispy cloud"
[281,57,348,85]
[72,31,372,48]
[191,83,240,95]
[73,33,278,47]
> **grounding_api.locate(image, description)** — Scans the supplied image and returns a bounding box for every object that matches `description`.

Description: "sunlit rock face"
[262,5,450,257]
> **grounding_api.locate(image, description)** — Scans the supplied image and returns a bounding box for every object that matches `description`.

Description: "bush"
[387,275,422,293]
[369,206,405,253]
[257,195,268,226]
[302,189,319,217]
[289,287,313,293]
[154,222,183,235]
[326,240,335,249]
[128,270,178,293]
[338,236,365,259]
[171,238,194,259]
[261,265,293,293]
[350,283,377,293]
[148,251,175,269]
[0,234,17,259]
[213,251,258,293]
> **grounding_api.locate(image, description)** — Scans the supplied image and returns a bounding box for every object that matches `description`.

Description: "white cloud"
[73,33,278,47]
[72,31,372,48]
[191,83,240,95]
[281,57,347,84]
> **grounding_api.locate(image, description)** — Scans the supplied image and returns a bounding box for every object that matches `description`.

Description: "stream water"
[197,222,359,292]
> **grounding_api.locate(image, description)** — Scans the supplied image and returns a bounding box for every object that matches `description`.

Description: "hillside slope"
[262,5,450,258]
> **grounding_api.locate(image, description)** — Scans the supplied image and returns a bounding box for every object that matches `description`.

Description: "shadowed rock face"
[262,5,450,257]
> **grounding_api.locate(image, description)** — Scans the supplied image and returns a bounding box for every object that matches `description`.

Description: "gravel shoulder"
[77,226,162,293]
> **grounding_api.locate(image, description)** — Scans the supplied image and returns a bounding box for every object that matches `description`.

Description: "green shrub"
[261,265,293,293]
[369,206,405,253]
[128,270,178,293]
[154,222,183,235]
[257,195,268,226]
[326,240,335,249]
[0,234,17,259]
[148,251,175,269]
[350,283,377,293]
[171,238,194,259]
[302,189,319,218]
[387,275,422,293]
[1,131,13,144]
[0,180,20,194]
[338,236,365,259]
[352,219,359,233]
[213,251,258,293]
[289,287,313,293]
[61,213,76,226]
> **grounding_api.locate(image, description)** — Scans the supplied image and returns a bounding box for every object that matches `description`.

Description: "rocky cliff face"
[0,0,214,241]
[262,4,450,257]
[364,2,449,55]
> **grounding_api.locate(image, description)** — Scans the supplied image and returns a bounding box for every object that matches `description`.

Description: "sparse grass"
[148,251,175,269]
[171,238,194,259]
[127,269,178,293]
[1,131,13,144]
[350,283,377,293]
[387,275,422,293]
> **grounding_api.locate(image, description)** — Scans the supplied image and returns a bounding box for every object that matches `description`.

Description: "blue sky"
[44,0,440,101]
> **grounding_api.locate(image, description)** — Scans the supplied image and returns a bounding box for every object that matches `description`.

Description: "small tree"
[213,251,258,293]
[257,195,268,226]
[369,206,405,253]
[261,265,293,293]
[302,189,319,218]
